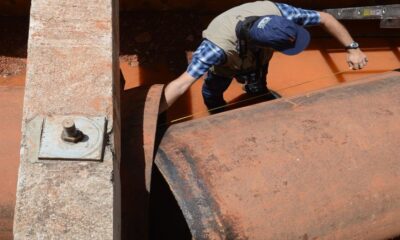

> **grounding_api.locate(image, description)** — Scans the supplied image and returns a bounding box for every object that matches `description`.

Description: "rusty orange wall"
[1,0,400,15]
[120,35,400,123]
[0,75,24,240]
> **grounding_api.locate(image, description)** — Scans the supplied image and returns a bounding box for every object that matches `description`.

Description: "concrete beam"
[13,0,120,239]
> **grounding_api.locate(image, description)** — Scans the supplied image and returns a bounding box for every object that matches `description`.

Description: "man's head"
[248,15,310,55]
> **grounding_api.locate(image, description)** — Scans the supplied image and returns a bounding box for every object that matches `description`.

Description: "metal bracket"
[324,4,400,28]
[380,19,400,28]
[38,115,107,161]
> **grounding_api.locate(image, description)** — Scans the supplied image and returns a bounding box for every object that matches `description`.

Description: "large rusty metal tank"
[154,71,400,239]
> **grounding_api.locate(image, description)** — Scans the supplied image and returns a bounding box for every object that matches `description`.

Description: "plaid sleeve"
[186,39,225,79]
[276,3,321,26]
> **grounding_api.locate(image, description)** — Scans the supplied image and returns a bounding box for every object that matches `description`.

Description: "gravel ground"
[0,16,29,77]
[120,11,213,73]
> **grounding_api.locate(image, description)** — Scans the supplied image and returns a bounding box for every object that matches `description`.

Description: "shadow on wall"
[120,74,192,239]
[120,78,150,240]
[149,167,192,240]
[0,0,30,16]
[0,16,29,58]
[119,11,211,121]
[119,11,206,74]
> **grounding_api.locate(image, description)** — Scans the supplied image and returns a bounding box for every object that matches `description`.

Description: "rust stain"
[95,21,109,30]
[89,96,110,112]
[0,73,26,87]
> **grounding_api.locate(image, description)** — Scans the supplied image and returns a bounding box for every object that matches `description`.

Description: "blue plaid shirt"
[186,39,226,79]
[275,3,320,26]
[186,3,321,79]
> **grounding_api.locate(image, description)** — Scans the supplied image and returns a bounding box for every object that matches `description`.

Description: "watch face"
[346,42,359,50]
[350,42,359,49]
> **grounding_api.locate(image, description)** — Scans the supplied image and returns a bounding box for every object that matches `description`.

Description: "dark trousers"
[201,70,270,110]
[201,71,233,110]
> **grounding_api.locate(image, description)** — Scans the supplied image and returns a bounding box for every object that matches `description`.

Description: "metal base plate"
[38,116,107,161]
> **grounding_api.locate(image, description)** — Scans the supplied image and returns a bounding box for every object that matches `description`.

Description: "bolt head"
[62,119,75,129]
[61,118,84,143]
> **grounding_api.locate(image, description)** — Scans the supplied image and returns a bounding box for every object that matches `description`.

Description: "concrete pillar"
[13,0,120,239]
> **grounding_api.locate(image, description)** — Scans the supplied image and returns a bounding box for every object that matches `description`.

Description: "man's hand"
[319,12,368,71]
[347,48,368,70]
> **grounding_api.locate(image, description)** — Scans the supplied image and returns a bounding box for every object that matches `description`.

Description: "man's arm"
[318,11,368,70]
[160,39,226,112]
[160,72,197,112]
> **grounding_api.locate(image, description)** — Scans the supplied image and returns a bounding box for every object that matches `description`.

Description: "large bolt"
[61,119,84,143]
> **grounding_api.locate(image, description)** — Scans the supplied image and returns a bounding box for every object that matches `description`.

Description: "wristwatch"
[345,41,359,50]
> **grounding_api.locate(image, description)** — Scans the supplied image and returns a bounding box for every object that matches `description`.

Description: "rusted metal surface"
[120,84,164,239]
[143,84,165,191]
[325,4,400,28]
[155,71,400,240]
[325,4,400,20]
[122,84,164,190]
